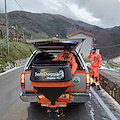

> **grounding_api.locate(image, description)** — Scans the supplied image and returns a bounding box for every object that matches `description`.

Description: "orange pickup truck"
[20,39,90,119]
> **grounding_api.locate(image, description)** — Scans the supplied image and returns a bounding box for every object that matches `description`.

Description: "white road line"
[0,65,24,77]
[90,87,118,120]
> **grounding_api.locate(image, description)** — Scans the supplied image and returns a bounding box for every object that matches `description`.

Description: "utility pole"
[5,0,9,54]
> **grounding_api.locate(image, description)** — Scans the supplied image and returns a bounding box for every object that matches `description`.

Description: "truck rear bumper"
[20,93,38,102]
[71,93,90,103]
[20,92,90,103]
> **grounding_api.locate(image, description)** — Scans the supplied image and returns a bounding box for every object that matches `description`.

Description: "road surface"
[0,66,120,120]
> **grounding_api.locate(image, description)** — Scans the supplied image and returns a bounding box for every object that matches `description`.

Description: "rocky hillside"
[1,11,120,59]
[107,26,120,35]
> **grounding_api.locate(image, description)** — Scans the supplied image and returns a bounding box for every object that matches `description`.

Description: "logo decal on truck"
[72,76,80,84]
[35,69,64,80]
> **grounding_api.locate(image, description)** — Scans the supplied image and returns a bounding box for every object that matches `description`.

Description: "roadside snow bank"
[86,62,120,72]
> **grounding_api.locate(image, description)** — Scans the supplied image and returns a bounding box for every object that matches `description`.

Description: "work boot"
[96,85,100,90]
[96,81,100,90]
[90,83,95,86]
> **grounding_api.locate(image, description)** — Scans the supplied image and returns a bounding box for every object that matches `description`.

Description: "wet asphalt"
[0,66,119,120]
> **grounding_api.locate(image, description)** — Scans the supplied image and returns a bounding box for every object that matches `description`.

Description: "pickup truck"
[20,39,90,119]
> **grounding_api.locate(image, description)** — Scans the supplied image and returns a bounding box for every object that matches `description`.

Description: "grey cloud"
[1,0,120,28]
[62,0,120,27]
[20,0,77,19]
[70,0,120,27]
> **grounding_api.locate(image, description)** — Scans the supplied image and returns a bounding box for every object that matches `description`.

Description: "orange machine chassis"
[33,85,72,108]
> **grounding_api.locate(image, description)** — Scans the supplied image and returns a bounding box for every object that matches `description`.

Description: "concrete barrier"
[88,67,120,104]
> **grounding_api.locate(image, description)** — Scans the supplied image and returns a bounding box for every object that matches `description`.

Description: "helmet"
[92,46,96,51]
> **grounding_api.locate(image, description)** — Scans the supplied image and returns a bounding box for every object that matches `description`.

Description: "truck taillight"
[21,73,25,88]
[86,73,90,89]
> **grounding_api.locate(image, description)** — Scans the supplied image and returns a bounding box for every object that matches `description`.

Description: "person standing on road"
[87,46,102,90]
[53,46,78,76]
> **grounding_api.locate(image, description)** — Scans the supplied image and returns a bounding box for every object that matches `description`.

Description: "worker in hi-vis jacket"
[53,46,78,76]
[87,46,102,90]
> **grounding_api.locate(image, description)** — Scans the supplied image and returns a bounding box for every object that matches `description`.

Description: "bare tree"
[0,9,4,39]
[0,9,4,23]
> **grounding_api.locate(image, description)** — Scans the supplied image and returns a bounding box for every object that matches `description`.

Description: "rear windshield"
[27,52,84,70]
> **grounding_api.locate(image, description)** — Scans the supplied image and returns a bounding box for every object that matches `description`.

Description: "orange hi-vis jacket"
[53,52,78,75]
[87,52,102,68]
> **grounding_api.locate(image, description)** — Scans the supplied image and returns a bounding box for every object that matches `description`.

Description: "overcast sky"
[1,0,120,28]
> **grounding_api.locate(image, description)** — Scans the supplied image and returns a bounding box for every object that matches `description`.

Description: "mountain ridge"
[2,11,120,59]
